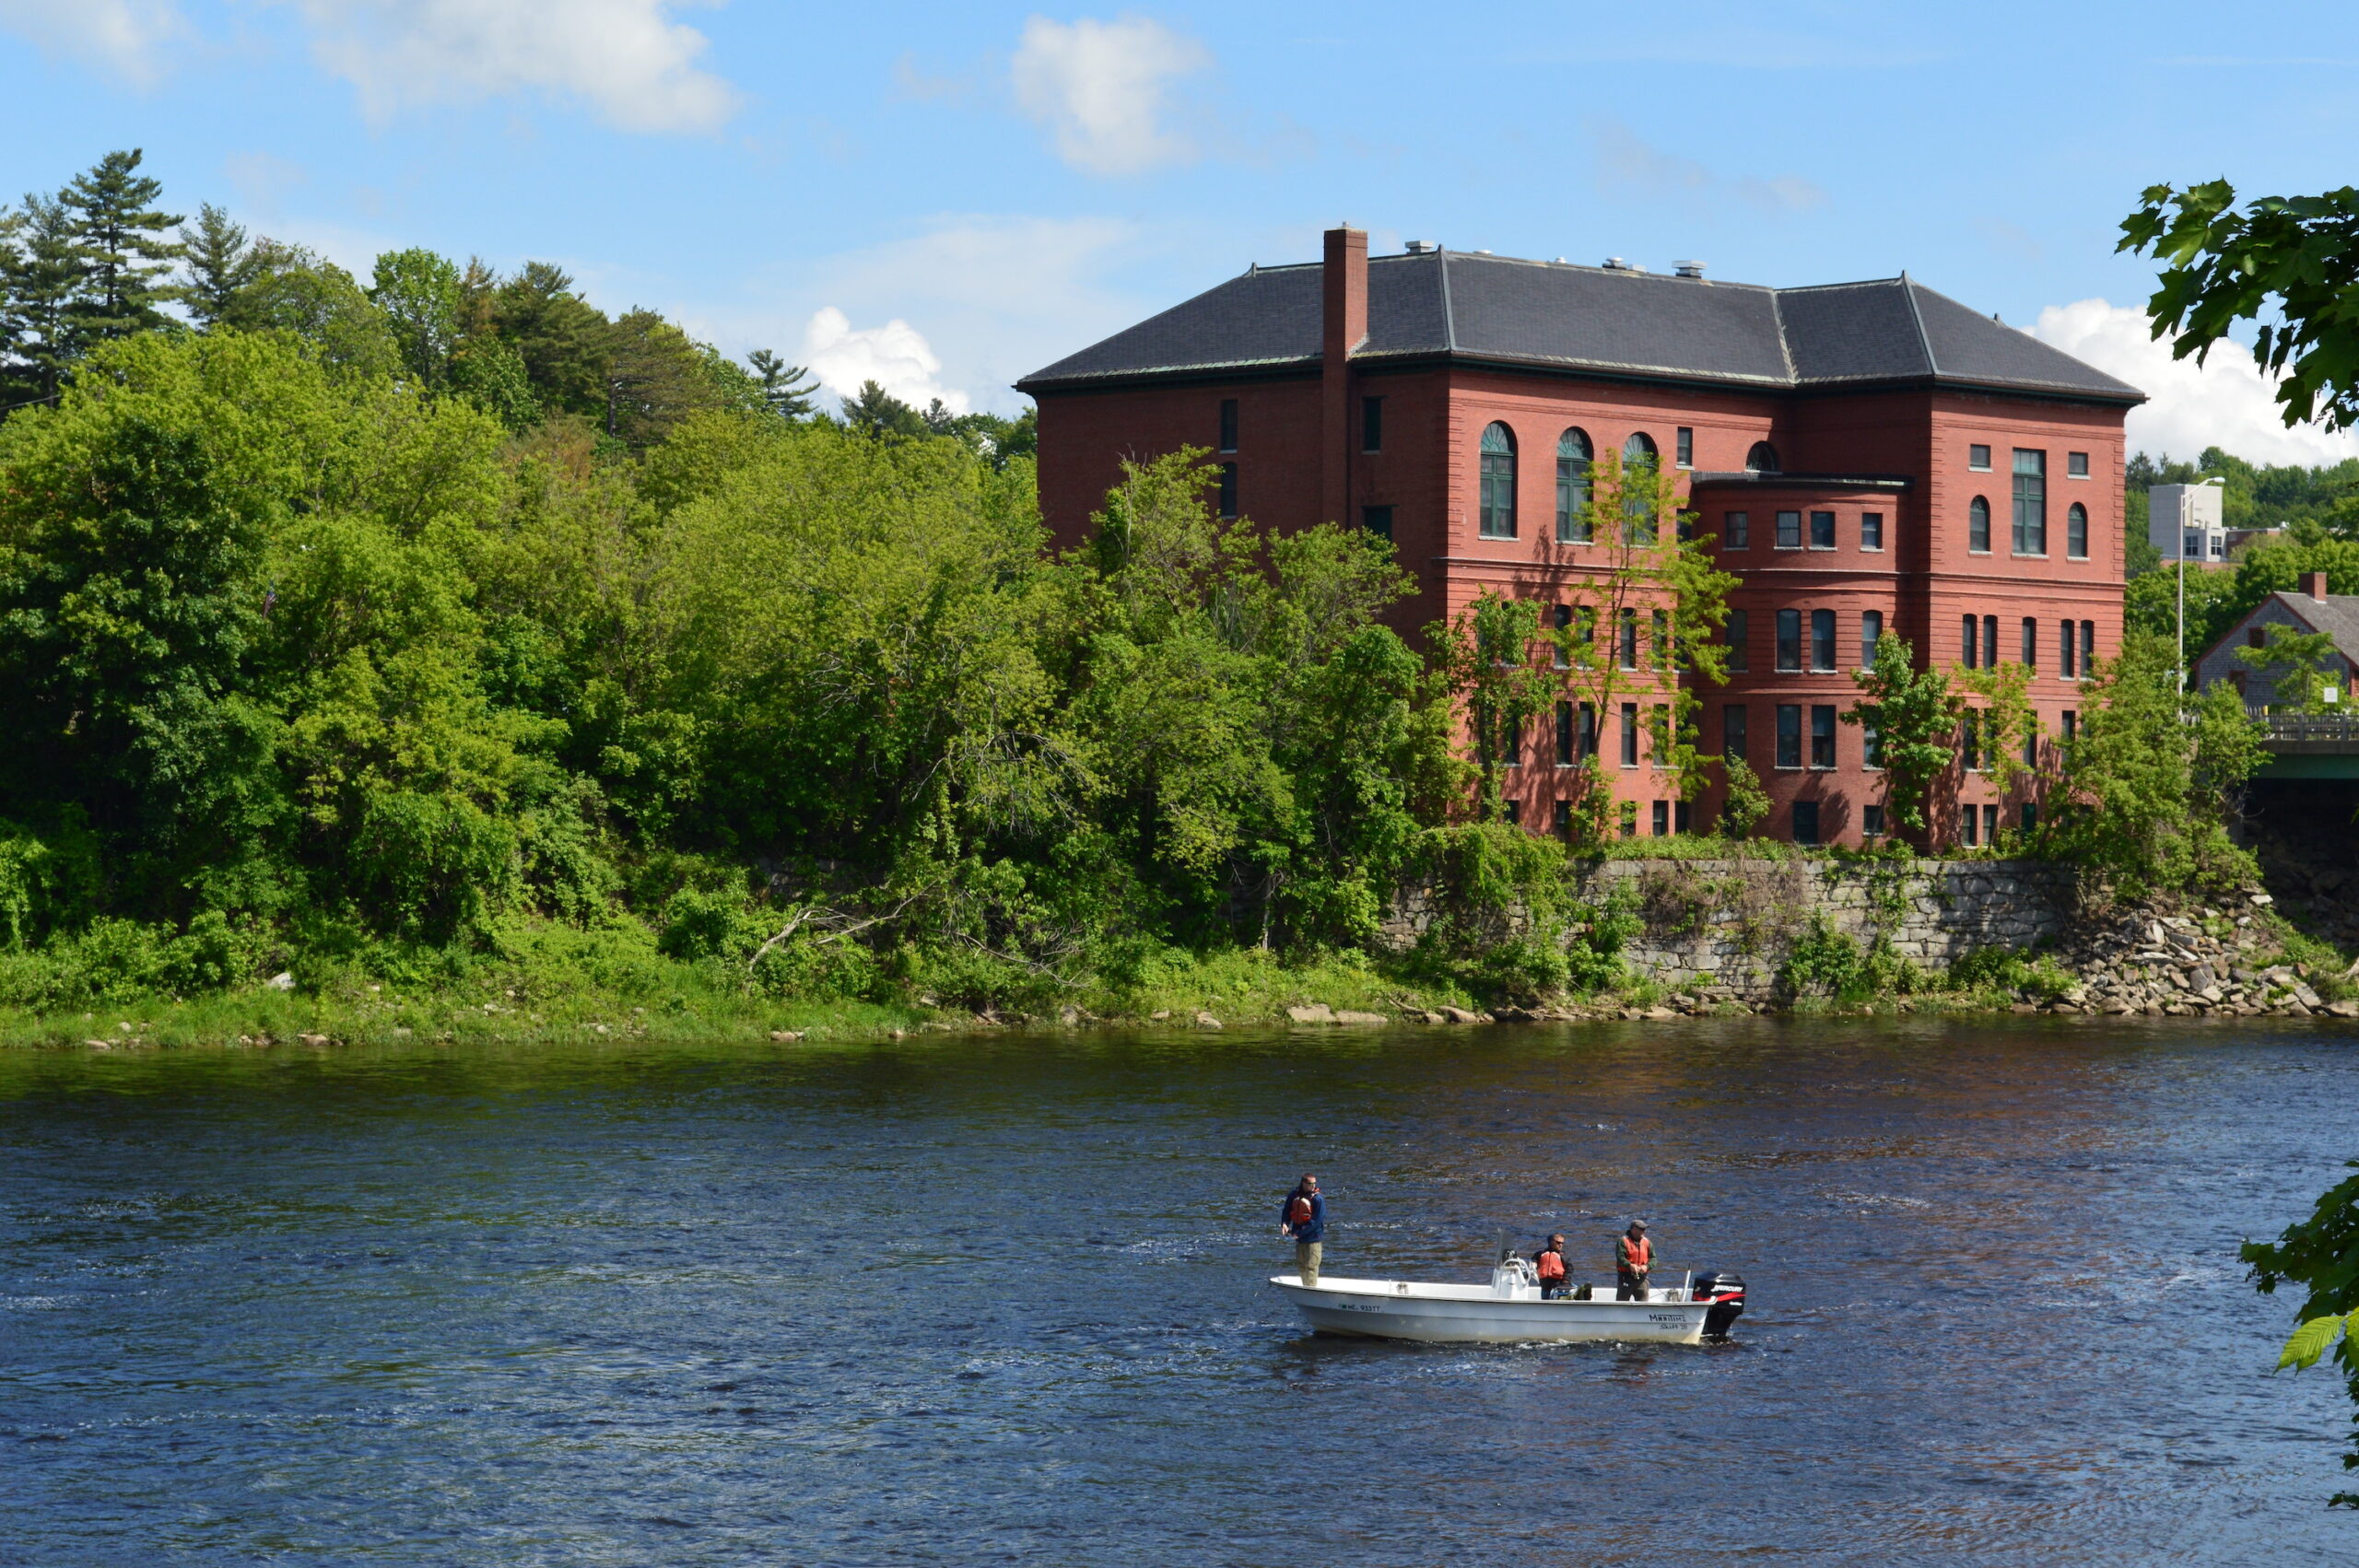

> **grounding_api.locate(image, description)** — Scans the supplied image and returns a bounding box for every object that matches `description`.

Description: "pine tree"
[745,347,817,420]
[182,204,264,329]
[4,196,87,406]
[492,262,610,416]
[60,148,183,344]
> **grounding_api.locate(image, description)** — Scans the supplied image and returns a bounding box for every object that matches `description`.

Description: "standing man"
[1535,1234,1569,1299]
[1281,1174,1326,1286]
[1614,1219,1653,1301]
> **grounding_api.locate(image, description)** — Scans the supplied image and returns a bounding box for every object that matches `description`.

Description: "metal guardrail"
[2254,713,2359,744]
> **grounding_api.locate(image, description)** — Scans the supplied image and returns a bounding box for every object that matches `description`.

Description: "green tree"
[181,204,264,330]
[839,379,928,440]
[2243,1161,2359,1506]
[1719,754,1769,839]
[59,149,182,345]
[2122,181,2359,432]
[745,347,817,420]
[234,244,403,380]
[369,248,464,390]
[1432,591,1552,824]
[1841,633,1963,839]
[492,262,610,416]
[2236,622,2347,712]
[3,196,86,405]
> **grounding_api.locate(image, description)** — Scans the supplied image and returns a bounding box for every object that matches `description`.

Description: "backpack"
[1286,1195,1314,1228]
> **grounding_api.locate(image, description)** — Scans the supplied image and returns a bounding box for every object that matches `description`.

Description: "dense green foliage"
[2246,1163,2359,1506]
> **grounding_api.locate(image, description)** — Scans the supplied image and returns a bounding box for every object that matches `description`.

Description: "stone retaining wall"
[1379,857,2079,1000]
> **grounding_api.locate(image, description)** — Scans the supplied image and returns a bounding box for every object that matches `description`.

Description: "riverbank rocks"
[1193,1011,1222,1029]
[2048,895,2348,1020]
[1285,1003,1335,1024]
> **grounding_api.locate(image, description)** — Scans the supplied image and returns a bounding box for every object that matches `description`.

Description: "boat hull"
[1271,1275,1713,1344]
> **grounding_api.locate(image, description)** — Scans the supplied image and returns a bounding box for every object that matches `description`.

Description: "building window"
[1501,716,1521,767]
[1503,800,1520,825]
[1579,702,1598,759]
[1962,614,1979,670]
[2067,503,2088,559]
[1860,610,1883,670]
[1722,704,1747,760]
[1555,428,1592,543]
[2013,449,2047,555]
[2249,626,2266,649]
[1652,800,1671,837]
[1218,398,1238,453]
[1652,609,1671,670]
[2022,723,2038,769]
[1724,509,1749,549]
[1651,700,1671,758]
[2021,616,2037,671]
[1776,609,1802,672]
[1361,505,1392,541]
[1675,427,1694,468]
[1861,510,1884,551]
[1546,603,1568,668]
[1623,432,1659,542]
[1776,704,1802,769]
[2021,802,2039,834]
[1618,608,1638,670]
[1553,799,1572,839]
[1810,608,1836,672]
[2060,619,2077,679]
[1620,702,1639,766]
[1962,710,1982,772]
[1219,462,1238,519]
[1619,800,1637,838]
[1969,496,1991,553]
[1792,800,1821,846]
[2068,451,2089,478]
[1810,705,1837,769]
[1624,431,1657,465]
[1725,608,1749,673]
[2081,620,2095,672]
[1983,803,1999,845]
[2061,709,2077,743]
[1675,801,1692,834]
[1862,802,1885,837]
[1810,509,1837,549]
[1961,805,1979,848]
[1555,701,1574,766]
[1776,509,1802,549]
[1362,396,1383,453]
[1746,440,1780,474]
[1478,422,1517,538]
[1969,443,1991,471]
[1862,719,1884,769]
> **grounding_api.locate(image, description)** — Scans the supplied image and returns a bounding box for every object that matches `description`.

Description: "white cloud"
[2031,298,2359,468]
[0,0,188,85]
[1590,118,1825,215]
[283,0,739,134]
[1010,14,1210,176]
[801,307,970,415]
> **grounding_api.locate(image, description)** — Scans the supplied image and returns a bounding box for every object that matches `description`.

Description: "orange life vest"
[1535,1248,1567,1281]
[1617,1234,1652,1272]
[1286,1195,1314,1228]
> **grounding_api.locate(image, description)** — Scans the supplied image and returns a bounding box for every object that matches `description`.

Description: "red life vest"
[1617,1234,1652,1271]
[1286,1195,1314,1228]
[1535,1248,1567,1281]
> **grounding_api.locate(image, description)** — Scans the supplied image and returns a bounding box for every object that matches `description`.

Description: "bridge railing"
[2254,712,2359,744]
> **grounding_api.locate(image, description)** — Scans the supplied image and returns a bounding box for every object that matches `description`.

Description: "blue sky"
[6,1,2359,462]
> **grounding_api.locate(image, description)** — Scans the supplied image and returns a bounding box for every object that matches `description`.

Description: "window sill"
[1967,548,1992,556]
[1809,544,1837,552]
[2066,554,2088,562]
[1860,546,1884,554]
[2013,553,2049,560]
[1478,532,1517,542]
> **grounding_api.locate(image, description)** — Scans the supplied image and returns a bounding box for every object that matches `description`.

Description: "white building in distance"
[2150,480,2226,564]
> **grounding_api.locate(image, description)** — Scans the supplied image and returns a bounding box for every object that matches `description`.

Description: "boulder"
[1286,1003,1337,1025]
[264,972,296,991]
[1333,1011,1388,1026]
[1194,1011,1223,1029]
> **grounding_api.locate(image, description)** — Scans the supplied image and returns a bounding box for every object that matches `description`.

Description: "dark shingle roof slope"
[1018,251,2142,404]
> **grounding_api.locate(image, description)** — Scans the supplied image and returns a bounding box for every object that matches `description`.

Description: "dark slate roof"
[1018,251,2142,404]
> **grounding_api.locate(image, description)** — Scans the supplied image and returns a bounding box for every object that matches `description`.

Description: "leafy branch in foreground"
[2246,1161,2359,1505]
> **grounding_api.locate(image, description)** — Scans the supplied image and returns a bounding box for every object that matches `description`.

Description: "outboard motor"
[1691,1270,1746,1337]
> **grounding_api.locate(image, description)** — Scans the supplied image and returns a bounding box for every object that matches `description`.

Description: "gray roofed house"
[1019,250,2143,404]
[2196,573,2359,708]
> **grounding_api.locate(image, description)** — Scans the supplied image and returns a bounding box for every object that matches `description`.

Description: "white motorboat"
[1270,1257,1745,1344]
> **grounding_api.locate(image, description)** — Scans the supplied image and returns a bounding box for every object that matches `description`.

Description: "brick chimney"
[2302,571,2330,599]
[1321,226,1368,529]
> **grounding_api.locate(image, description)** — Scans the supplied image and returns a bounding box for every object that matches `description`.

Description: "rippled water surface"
[6,1018,2358,1563]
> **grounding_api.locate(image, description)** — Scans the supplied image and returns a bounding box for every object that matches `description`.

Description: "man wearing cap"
[1614,1219,1653,1300]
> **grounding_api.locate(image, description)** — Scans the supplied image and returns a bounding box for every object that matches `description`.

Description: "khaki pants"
[1616,1271,1650,1301]
[1296,1241,1322,1286]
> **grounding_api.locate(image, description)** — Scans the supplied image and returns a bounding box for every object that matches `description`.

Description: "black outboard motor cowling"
[1690,1270,1745,1337]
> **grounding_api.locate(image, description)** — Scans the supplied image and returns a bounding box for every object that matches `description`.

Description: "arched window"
[1968,496,1991,554]
[2067,502,2088,559]
[1745,440,1780,474]
[1479,422,1517,539]
[1555,428,1592,544]
[1620,432,1660,542]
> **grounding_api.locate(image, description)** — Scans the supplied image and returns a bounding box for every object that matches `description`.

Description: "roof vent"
[1674,260,1706,279]
[1552,256,1567,263]
[1473,249,1492,255]
[1602,256,1641,272]
[1402,240,1433,254]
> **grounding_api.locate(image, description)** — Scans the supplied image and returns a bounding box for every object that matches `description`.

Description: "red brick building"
[1017,228,2141,848]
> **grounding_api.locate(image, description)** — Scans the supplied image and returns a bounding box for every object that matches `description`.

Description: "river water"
[4,1018,2355,1564]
